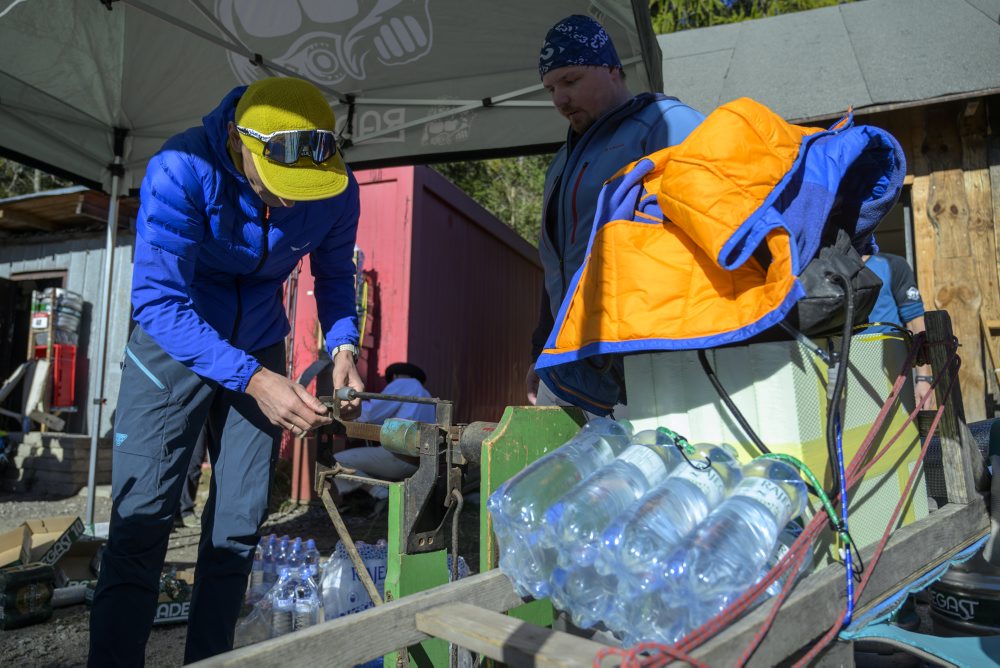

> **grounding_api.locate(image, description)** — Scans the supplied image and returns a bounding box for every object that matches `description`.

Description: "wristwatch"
[331,343,359,363]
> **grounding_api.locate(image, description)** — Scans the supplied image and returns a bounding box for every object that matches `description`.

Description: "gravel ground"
[0,481,481,668]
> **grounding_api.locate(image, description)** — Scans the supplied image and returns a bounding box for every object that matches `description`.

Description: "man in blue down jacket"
[524,15,705,411]
[89,77,364,665]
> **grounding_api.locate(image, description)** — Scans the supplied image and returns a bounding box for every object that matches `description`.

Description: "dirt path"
[0,488,480,667]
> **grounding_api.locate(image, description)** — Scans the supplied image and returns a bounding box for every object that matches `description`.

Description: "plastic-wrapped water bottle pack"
[487,419,810,645]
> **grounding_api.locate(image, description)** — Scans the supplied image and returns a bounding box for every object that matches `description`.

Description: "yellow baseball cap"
[235,77,348,201]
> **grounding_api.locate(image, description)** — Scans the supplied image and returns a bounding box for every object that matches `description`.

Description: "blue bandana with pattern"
[538,15,622,78]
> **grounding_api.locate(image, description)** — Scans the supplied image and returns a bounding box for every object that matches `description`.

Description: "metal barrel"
[929,552,1000,635]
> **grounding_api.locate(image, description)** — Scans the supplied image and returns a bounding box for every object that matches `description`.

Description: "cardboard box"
[0,526,30,568]
[24,516,85,567]
[55,538,104,588]
[152,567,194,626]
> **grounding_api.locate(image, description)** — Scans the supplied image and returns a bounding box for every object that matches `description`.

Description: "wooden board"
[415,603,614,668]
[961,101,1000,407]
[192,569,524,667]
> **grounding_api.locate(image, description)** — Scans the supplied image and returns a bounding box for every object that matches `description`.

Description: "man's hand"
[245,367,332,435]
[333,349,365,420]
[525,362,540,405]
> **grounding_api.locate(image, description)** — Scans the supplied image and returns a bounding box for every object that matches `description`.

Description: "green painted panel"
[479,406,587,627]
[384,481,451,667]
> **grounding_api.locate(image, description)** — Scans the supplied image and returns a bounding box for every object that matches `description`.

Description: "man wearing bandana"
[526,15,705,408]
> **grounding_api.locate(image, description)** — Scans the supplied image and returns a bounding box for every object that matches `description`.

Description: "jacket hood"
[202,85,248,180]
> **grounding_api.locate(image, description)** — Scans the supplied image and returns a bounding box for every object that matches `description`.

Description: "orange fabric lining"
[544,98,824,356]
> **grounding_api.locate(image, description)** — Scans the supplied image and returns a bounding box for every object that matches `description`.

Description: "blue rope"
[835,413,855,626]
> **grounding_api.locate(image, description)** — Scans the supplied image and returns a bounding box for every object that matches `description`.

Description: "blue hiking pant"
[88,326,283,666]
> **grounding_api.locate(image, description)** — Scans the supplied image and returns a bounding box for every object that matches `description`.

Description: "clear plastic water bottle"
[262,534,278,586]
[276,536,290,570]
[270,567,295,637]
[759,520,811,599]
[486,417,633,598]
[560,441,743,631]
[304,538,321,579]
[248,539,266,604]
[633,458,808,644]
[288,541,304,570]
[544,430,685,623]
[293,566,322,631]
[599,443,743,596]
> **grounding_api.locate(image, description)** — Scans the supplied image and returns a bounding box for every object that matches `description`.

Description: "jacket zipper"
[232,206,270,341]
[252,205,271,274]
[570,161,589,245]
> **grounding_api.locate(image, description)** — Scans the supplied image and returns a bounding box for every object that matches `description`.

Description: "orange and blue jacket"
[534,97,906,415]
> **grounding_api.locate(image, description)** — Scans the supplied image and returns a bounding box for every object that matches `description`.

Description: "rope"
[601,333,960,667]
[792,354,959,667]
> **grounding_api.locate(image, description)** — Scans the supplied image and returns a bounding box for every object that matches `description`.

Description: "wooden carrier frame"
[197,310,991,668]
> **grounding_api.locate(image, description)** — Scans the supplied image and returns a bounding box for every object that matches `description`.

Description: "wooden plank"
[908,106,936,317]
[415,603,614,668]
[925,311,988,502]
[194,569,525,668]
[688,498,989,667]
[989,98,1000,330]
[924,105,986,421]
[0,208,59,231]
[0,362,29,404]
[960,99,1000,411]
[812,639,855,668]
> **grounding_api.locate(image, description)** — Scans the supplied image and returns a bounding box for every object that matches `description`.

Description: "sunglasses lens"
[262,133,300,165]
[309,131,337,164]
[260,131,336,165]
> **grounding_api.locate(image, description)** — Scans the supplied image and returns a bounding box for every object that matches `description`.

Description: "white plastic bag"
[321,539,389,619]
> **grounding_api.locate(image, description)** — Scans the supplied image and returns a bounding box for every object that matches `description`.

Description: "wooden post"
[924,310,988,504]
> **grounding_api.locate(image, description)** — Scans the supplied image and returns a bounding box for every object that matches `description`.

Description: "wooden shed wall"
[857,95,1000,421]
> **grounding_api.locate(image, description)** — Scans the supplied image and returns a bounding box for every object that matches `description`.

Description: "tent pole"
[85,129,127,530]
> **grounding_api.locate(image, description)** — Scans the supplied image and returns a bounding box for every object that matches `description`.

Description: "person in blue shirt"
[524,14,705,409]
[89,77,365,666]
[335,362,436,501]
[865,252,935,406]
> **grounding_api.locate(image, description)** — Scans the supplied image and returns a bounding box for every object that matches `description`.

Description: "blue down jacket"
[132,86,360,392]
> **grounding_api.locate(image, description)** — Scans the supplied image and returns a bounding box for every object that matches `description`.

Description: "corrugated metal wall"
[408,168,542,423]
[0,233,134,437]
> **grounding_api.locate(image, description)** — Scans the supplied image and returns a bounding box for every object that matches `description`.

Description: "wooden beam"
[75,191,135,227]
[0,208,60,231]
[960,98,1000,409]
[415,603,615,668]
[925,105,986,421]
[908,107,937,323]
[193,569,525,668]
[925,310,989,502]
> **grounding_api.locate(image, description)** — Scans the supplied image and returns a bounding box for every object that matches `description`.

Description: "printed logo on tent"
[215,0,434,86]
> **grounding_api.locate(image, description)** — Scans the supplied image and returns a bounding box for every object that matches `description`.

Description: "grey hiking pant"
[89,326,283,666]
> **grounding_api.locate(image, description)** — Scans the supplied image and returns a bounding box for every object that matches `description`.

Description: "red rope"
[792,355,958,667]
[598,335,960,668]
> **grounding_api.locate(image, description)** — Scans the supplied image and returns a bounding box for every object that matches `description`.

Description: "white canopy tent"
[0,0,663,524]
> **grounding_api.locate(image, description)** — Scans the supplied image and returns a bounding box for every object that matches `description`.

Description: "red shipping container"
[287,166,543,425]
[33,344,77,408]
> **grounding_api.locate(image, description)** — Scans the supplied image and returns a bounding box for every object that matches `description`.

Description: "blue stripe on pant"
[88,326,283,666]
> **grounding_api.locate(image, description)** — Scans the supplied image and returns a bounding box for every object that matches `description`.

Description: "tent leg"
[85,169,121,530]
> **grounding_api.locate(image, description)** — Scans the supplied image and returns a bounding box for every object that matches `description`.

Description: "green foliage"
[0,157,69,199]
[650,0,854,34]
[433,154,552,245]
